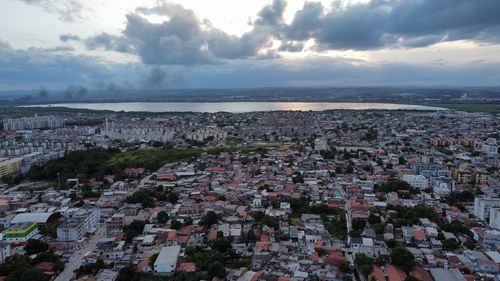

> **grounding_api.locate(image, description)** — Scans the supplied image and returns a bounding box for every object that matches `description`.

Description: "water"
[24,102,448,113]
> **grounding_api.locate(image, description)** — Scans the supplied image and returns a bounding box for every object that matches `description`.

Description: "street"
[54,226,105,281]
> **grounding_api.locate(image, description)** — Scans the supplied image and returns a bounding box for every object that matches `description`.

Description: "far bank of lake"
[23,102,448,113]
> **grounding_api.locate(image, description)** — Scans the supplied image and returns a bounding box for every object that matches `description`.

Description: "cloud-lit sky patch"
[1,0,500,90]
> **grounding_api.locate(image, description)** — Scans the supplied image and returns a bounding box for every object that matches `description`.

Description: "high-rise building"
[2,115,64,131]
[474,196,500,221]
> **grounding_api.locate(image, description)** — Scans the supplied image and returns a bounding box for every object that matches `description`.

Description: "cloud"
[0,40,117,90]
[64,85,87,99]
[254,0,286,27]
[179,57,500,88]
[3,35,500,90]
[84,33,135,53]
[59,33,80,42]
[79,0,283,65]
[283,0,500,50]
[37,87,49,98]
[74,0,500,66]
[143,66,167,88]
[141,66,184,88]
[278,41,304,52]
[16,0,85,22]
[28,45,75,52]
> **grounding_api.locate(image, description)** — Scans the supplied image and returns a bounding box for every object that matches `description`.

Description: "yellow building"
[453,163,489,185]
[0,157,22,177]
[474,170,489,185]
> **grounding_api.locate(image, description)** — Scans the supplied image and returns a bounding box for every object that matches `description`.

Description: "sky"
[1,0,500,91]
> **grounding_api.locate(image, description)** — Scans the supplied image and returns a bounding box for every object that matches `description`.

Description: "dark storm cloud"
[285,2,323,41]
[17,0,84,22]
[182,58,500,88]
[254,0,286,27]
[284,0,500,50]
[37,87,49,98]
[143,66,167,88]
[64,85,87,99]
[79,0,283,65]
[94,81,125,92]
[0,40,116,89]
[75,0,500,66]
[84,33,135,53]
[140,66,185,88]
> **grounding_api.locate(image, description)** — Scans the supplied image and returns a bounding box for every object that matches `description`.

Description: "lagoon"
[24,102,448,113]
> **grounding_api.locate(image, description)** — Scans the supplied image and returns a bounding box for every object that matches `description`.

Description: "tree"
[339,261,353,273]
[247,229,257,242]
[20,268,48,281]
[76,259,108,276]
[0,254,32,280]
[345,164,354,174]
[369,213,382,224]
[335,165,343,174]
[404,276,420,281]
[442,239,459,250]
[377,179,413,193]
[208,261,226,279]
[170,219,182,230]
[75,199,85,207]
[355,253,374,275]
[398,156,406,165]
[352,218,366,232]
[386,239,397,249]
[24,239,49,255]
[251,211,265,222]
[117,264,140,281]
[168,192,179,204]
[184,216,193,226]
[123,220,145,243]
[156,211,169,224]
[315,248,327,257]
[355,253,374,266]
[149,253,158,266]
[390,247,415,272]
[200,211,220,228]
[213,238,232,253]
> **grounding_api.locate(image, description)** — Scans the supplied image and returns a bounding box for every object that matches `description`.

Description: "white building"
[57,221,85,241]
[96,269,118,281]
[479,138,498,155]
[185,126,227,142]
[483,230,500,247]
[102,120,175,143]
[474,196,500,221]
[2,115,64,131]
[402,175,429,189]
[73,208,101,233]
[60,208,100,231]
[154,245,181,274]
[0,243,11,263]
[489,208,500,230]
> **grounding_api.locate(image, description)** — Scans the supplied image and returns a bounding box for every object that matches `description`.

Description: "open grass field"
[421,102,500,113]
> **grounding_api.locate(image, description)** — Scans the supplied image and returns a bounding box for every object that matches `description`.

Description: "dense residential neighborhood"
[0,108,499,281]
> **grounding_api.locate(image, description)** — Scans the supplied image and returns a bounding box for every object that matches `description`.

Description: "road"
[54,226,105,281]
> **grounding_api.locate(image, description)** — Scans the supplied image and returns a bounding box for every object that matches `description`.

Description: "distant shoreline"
[19,101,448,113]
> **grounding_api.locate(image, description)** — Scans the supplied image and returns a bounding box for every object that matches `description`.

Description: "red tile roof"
[369,265,386,281]
[386,265,406,281]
